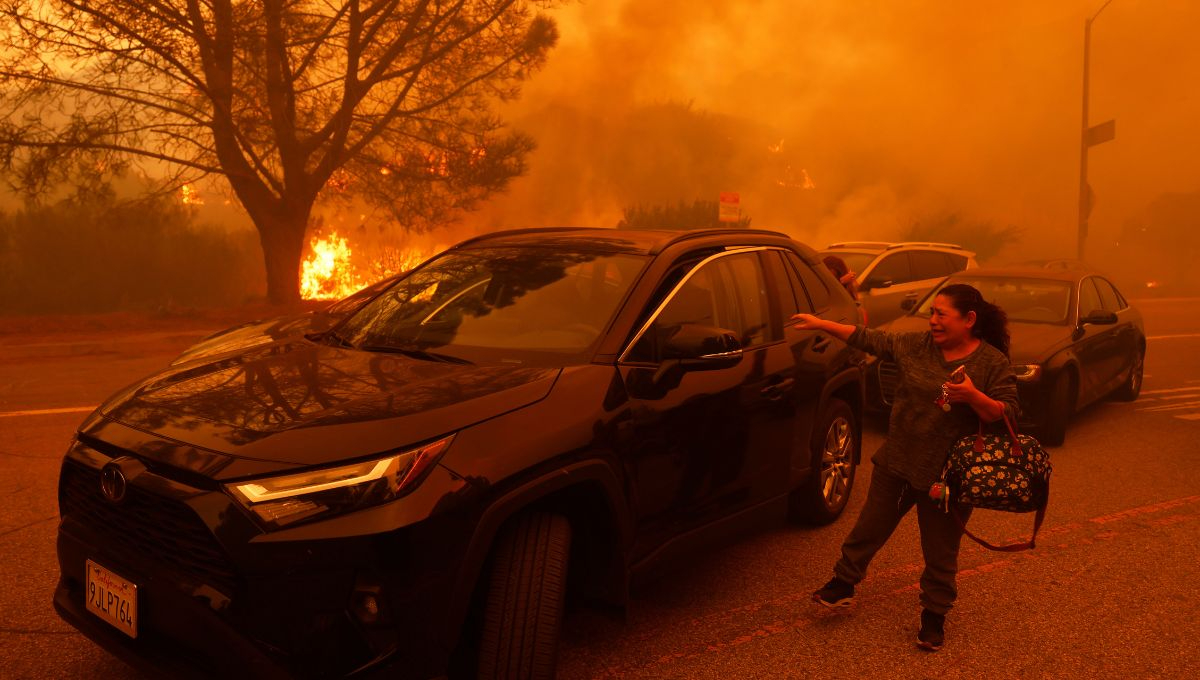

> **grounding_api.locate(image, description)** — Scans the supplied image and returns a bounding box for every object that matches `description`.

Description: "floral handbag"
[931,414,1052,552]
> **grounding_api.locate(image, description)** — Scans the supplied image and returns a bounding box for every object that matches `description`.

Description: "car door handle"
[812,336,832,352]
[760,378,796,399]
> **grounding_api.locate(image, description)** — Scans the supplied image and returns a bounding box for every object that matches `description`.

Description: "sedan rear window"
[917,278,1073,325]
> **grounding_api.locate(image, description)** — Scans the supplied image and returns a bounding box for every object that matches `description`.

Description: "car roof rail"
[661,228,791,249]
[887,242,967,251]
[449,226,605,249]
[825,241,893,250]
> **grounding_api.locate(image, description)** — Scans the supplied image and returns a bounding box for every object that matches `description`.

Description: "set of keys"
[934,365,967,412]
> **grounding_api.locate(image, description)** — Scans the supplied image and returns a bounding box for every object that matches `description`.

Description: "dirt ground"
[0,301,328,346]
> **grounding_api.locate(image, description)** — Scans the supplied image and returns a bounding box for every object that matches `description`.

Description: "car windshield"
[820,252,876,276]
[915,277,1073,325]
[337,246,647,362]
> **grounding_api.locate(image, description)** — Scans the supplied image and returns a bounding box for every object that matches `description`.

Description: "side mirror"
[662,324,743,370]
[900,298,917,311]
[1080,310,1118,326]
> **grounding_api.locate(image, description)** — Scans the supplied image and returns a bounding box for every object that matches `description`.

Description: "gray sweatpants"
[833,465,972,615]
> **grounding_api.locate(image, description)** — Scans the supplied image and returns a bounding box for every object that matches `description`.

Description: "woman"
[791,283,1019,652]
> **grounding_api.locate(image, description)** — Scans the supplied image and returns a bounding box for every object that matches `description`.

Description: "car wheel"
[1040,370,1074,447]
[478,513,571,680]
[1112,347,1145,402]
[790,398,857,525]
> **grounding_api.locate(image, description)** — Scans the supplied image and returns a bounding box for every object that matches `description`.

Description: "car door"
[776,251,855,489]
[1093,276,1138,392]
[617,250,797,557]
[860,252,918,326]
[1072,277,1119,404]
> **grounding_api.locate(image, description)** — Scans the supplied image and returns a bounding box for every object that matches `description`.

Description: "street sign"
[718,192,740,223]
[1086,119,1116,147]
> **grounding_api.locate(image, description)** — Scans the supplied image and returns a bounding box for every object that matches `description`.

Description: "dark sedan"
[869,268,1145,445]
[55,227,865,680]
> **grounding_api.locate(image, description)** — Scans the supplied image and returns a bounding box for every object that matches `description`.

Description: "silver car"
[819,241,978,327]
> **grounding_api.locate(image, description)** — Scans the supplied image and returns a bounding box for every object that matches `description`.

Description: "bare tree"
[0,1,559,303]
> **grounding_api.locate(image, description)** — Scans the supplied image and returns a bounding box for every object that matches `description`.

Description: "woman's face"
[929,294,976,347]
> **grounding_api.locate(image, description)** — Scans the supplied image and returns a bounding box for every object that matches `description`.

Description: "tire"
[790,398,858,525]
[1112,347,1145,402]
[478,513,571,680]
[1040,370,1074,447]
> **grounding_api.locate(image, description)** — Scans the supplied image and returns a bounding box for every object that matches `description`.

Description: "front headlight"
[1012,364,1043,382]
[226,434,455,528]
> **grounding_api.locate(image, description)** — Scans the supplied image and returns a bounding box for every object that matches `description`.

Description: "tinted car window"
[627,253,777,362]
[865,252,912,286]
[339,247,646,359]
[1093,277,1125,312]
[910,251,953,280]
[766,251,803,317]
[723,252,776,346]
[1078,278,1104,318]
[946,253,969,271]
[787,252,831,310]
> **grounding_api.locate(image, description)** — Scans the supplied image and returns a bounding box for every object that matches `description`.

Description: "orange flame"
[300,231,435,300]
[180,184,204,205]
[300,231,362,300]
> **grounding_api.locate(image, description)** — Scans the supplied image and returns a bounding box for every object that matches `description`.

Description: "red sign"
[719,192,740,223]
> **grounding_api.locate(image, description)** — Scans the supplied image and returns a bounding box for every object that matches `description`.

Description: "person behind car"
[822,255,860,301]
[790,283,1018,652]
[823,254,866,324]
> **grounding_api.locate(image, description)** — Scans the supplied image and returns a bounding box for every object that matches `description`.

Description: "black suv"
[55,228,865,679]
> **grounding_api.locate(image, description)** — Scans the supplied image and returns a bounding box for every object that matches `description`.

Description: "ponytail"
[938,283,1010,356]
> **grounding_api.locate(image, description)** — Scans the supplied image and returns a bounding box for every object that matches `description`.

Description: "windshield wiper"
[357,343,473,364]
[306,329,356,349]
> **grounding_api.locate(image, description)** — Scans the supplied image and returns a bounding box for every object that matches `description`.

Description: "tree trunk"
[257,213,309,305]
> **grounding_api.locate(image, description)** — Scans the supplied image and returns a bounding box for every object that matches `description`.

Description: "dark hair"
[936,283,1010,356]
[822,255,850,280]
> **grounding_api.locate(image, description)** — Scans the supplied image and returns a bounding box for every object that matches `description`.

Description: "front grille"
[59,459,240,596]
[878,361,899,405]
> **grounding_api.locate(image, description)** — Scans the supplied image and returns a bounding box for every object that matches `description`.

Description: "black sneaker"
[916,609,945,651]
[811,577,855,609]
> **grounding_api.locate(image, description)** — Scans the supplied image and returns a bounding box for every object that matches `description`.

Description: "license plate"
[85,560,138,638]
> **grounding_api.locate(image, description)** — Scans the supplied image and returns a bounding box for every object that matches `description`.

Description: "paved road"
[1,301,1198,679]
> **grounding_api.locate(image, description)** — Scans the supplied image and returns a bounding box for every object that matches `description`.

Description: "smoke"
[454,0,1200,272]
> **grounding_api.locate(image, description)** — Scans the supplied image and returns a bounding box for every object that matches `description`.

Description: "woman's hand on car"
[790,313,824,331]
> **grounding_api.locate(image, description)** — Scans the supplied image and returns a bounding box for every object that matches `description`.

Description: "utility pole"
[1078,0,1117,260]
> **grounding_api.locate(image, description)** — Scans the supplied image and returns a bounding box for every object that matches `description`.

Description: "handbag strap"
[973,412,1025,456]
[950,499,1047,552]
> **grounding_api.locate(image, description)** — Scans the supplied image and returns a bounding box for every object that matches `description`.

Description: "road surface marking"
[0,406,97,419]
[1146,333,1200,340]
[1140,387,1200,395]
[1137,391,1200,401]
[1138,400,1200,412]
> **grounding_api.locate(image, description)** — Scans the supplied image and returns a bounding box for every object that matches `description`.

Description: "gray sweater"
[850,326,1021,491]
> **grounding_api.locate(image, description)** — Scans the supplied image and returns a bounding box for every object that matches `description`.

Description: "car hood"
[94,340,560,469]
[171,312,339,365]
[879,315,1072,366]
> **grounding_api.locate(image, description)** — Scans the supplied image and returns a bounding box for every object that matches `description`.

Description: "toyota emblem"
[99,463,127,504]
